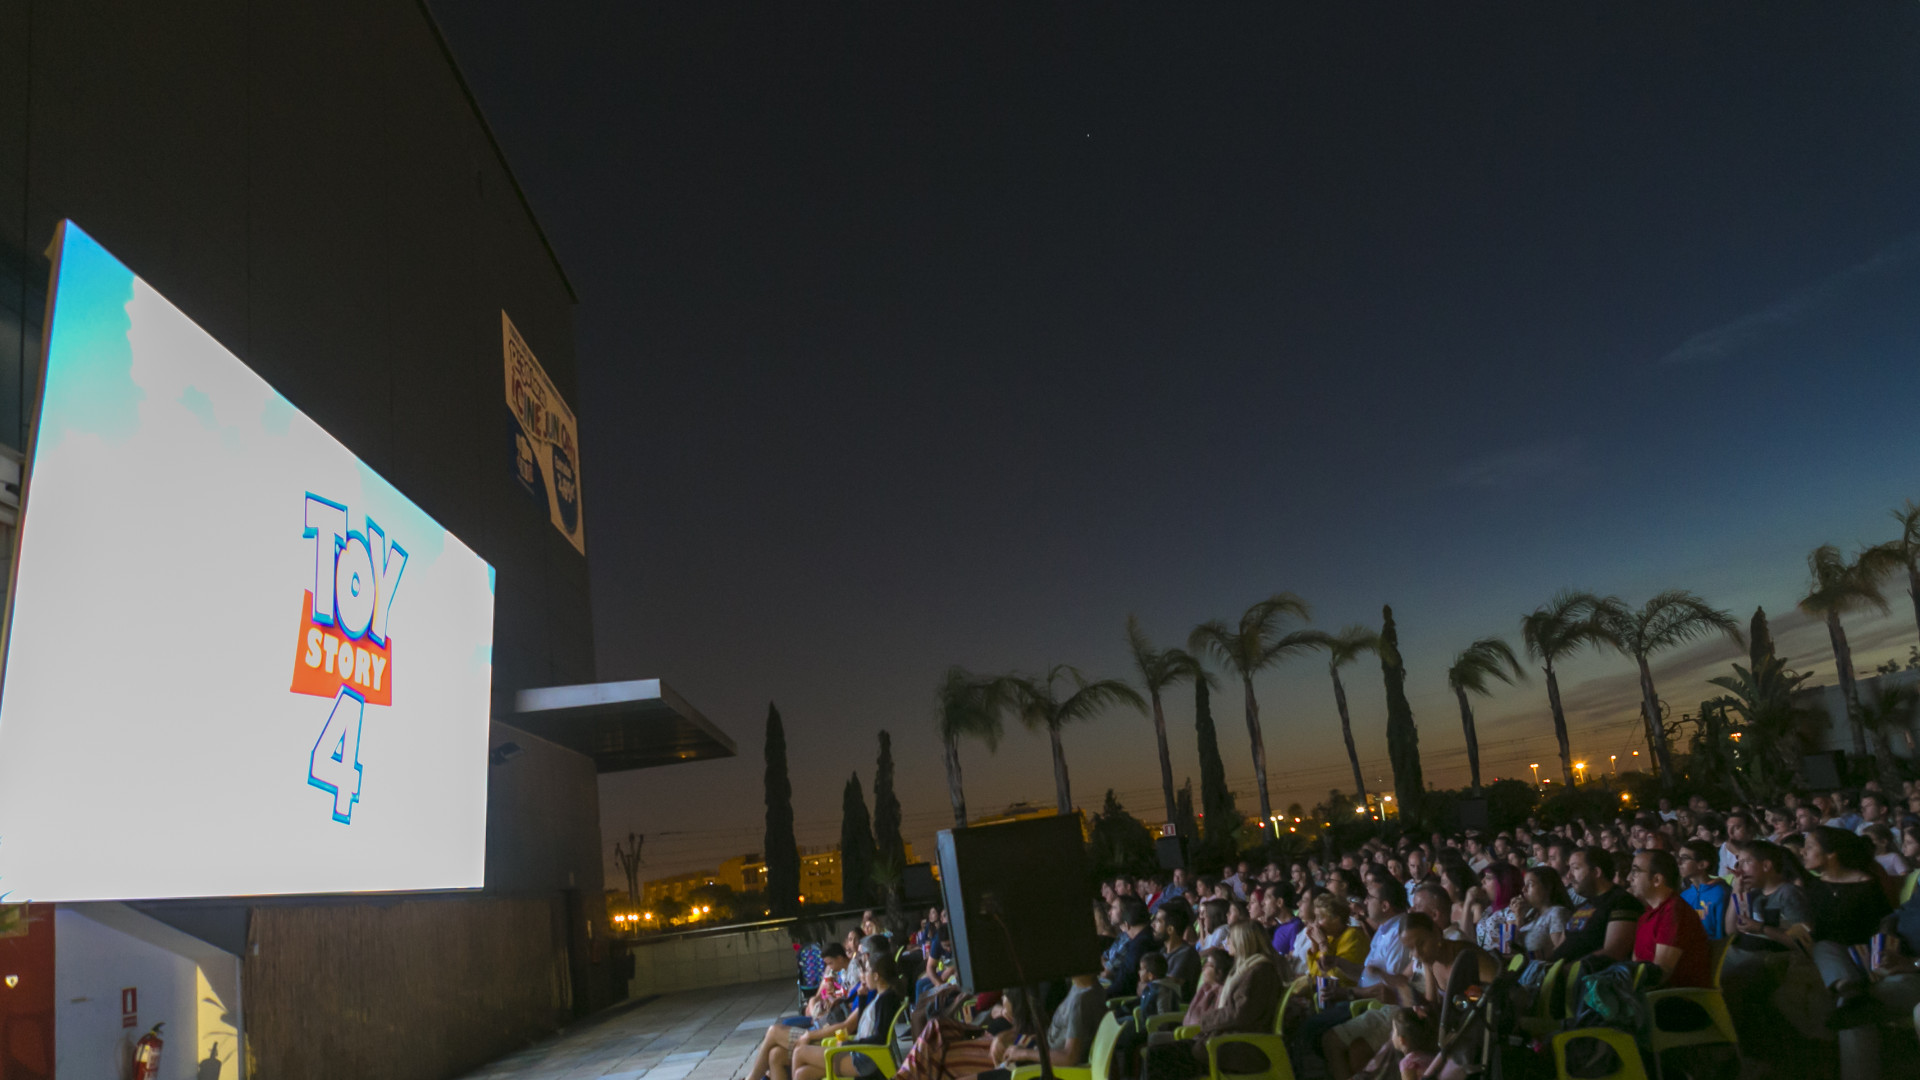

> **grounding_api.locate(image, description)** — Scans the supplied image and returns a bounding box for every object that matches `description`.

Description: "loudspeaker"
[903,862,939,905]
[1802,750,1847,790]
[1456,798,1489,832]
[1155,835,1187,870]
[936,815,1102,992]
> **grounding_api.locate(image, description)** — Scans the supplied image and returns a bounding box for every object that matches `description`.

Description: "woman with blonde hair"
[1143,922,1284,1080]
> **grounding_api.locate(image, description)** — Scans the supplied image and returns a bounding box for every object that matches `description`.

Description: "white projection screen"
[0,222,496,901]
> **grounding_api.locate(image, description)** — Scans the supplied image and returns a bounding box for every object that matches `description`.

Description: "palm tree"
[1008,665,1146,815]
[1307,626,1379,806]
[1125,616,1212,829]
[1445,638,1527,793]
[1867,500,1920,644]
[1799,543,1891,760]
[1593,591,1744,787]
[934,667,1011,829]
[1520,591,1604,785]
[1190,594,1320,826]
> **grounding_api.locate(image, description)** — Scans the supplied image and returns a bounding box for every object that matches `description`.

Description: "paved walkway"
[459,980,799,1080]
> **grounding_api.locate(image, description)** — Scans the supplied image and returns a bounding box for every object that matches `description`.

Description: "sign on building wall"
[503,313,585,555]
[0,221,496,902]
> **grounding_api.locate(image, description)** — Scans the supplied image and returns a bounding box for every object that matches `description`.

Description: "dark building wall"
[0,0,614,1071]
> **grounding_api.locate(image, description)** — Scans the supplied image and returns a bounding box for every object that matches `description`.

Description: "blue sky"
[431,2,1920,880]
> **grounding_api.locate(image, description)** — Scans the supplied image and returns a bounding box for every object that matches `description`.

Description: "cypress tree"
[1194,678,1238,863]
[1750,607,1775,673]
[840,772,876,907]
[763,703,801,916]
[1379,606,1425,820]
[873,731,907,876]
[1175,778,1199,846]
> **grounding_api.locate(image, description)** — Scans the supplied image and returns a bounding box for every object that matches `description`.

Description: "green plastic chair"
[821,1000,910,1078]
[1902,870,1918,905]
[1144,1013,1185,1034]
[1645,987,1738,1079]
[1550,1028,1649,1080]
[1202,1033,1295,1080]
[1009,1011,1123,1080]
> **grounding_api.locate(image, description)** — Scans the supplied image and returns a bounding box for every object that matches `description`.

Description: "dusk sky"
[433,3,1920,883]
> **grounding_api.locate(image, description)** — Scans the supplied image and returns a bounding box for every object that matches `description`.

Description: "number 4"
[309,685,366,823]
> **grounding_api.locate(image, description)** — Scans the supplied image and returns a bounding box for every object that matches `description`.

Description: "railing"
[617,908,866,998]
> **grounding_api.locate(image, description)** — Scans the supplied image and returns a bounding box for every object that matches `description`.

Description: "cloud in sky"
[1446,438,1581,489]
[1662,232,1920,365]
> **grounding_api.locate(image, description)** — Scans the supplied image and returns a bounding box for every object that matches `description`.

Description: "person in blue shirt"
[1678,840,1732,941]
[1105,896,1156,998]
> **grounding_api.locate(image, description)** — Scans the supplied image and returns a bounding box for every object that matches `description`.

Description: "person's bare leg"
[794,1067,826,1080]
[1321,1031,1352,1080]
[749,1025,789,1080]
[792,1043,828,1075]
[1346,1037,1372,1078]
[770,1045,792,1080]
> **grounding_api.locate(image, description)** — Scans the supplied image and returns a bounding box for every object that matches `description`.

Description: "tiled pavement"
[458,979,800,1080]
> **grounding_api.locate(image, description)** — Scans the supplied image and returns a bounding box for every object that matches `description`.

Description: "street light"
[1610,754,1617,775]
[1574,761,1588,784]
[1529,763,1540,785]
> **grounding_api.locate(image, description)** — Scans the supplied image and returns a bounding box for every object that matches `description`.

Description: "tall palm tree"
[1306,626,1379,806]
[1008,665,1145,815]
[1866,500,1920,645]
[1190,593,1320,826]
[1125,616,1212,829]
[934,667,1011,829]
[1799,543,1890,760]
[1520,590,1604,785]
[1446,637,1527,793]
[1593,591,1744,787]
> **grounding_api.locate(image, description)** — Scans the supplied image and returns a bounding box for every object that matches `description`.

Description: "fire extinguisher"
[132,1022,165,1080]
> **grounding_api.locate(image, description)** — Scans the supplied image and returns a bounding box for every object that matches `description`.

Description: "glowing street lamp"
[1529,763,1540,785]
[1574,761,1588,784]
[1610,754,1617,775]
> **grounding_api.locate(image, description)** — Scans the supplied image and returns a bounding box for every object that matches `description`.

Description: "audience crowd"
[752,782,1920,1080]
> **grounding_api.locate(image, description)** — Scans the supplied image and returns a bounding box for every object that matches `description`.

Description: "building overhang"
[503,678,735,773]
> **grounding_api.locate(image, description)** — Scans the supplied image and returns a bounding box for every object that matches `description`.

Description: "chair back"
[797,943,825,993]
[1707,938,1730,989]
[1087,1012,1124,1080]
[1903,869,1918,905]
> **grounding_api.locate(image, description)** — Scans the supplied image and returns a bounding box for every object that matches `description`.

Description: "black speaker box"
[1802,750,1847,790]
[936,815,1101,992]
[903,862,940,904]
[1155,835,1187,870]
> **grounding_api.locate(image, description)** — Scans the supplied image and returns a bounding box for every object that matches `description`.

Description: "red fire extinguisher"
[132,1022,165,1080]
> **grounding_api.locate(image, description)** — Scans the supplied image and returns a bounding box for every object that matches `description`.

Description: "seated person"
[1803,826,1893,1033]
[997,973,1106,1072]
[1504,866,1571,958]
[1106,897,1155,998]
[1550,846,1641,966]
[1143,924,1283,1080]
[1627,849,1711,988]
[1303,893,1372,989]
[893,988,1036,1080]
[1155,902,1201,997]
[1677,840,1731,942]
[771,954,905,1080]
[748,945,856,1080]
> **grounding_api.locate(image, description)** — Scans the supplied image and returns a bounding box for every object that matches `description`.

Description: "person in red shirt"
[1627,849,1711,988]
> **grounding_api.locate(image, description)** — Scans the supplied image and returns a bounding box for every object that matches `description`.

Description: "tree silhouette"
[1007,665,1145,814]
[1190,593,1320,825]
[1446,637,1527,793]
[840,773,875,907]
[1521,590,1604,785]
[1127,615,1212,827]
[763,703,800,916]
[1379,605,1425,820]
